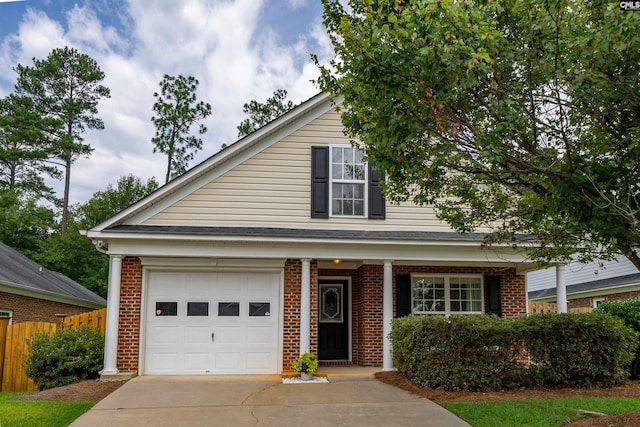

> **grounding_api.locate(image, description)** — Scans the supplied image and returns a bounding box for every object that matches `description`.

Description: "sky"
[0,0,333,205]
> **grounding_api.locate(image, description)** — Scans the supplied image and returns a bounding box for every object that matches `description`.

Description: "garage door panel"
[147,352,179,371]
[184,326,211,344]
[215,352,242,371]
[216,326,244,344]
[247,353,276,371]
[145,271,280,375]
[148,326,180,344]
[184,352,210,370]
[247,326,276,344]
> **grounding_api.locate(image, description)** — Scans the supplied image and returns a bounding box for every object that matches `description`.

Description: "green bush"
[390,315,525,391]
[25,325,104,390]
[390,312,638,391]
[522,312,637,387]
[596,298,640,379]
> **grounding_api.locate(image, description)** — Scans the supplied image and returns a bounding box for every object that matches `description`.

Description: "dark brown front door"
[318,279,349,360]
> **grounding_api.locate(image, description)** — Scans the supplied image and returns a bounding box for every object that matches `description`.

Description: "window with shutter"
[311,146,385,219]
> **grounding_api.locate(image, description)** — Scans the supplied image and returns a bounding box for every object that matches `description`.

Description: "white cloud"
[1,0,332,203]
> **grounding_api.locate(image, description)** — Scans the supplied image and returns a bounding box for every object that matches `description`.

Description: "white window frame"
[411,274,484,316]
[592,297,605,309]
[0,309,13,324]
[329,145,367,217]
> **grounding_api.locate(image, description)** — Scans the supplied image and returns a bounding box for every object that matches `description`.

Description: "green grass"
[0,392,94,427]
[442,397,640,427]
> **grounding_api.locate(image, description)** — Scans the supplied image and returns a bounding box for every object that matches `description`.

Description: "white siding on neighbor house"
[143,109,452,231]
[527,255,638,292]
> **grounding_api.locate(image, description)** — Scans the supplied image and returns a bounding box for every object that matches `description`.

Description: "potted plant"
[291,352,319,380]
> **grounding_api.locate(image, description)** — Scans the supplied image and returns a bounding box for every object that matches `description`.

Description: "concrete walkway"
[70,368,471,427]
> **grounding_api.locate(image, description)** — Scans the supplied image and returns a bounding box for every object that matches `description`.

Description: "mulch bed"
[10,379,128,403]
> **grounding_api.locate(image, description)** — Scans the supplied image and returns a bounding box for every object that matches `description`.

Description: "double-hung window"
[412,275,483,315]
[330,146,366,217]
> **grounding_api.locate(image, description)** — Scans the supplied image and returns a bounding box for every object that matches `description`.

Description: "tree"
[151,74,212,183]
[14,46,110,235]
[237,89,297,137]
[76,174,159,228]
[0,94,60,202]
[316,0,640,269]
[34,175,159,298]
[0,189,56,256]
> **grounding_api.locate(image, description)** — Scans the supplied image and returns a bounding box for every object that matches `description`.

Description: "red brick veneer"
[282,259,318,372]
[113,257,527,374]
[117,256,142,372]
[0,291,98,324]
[568,290,640,309]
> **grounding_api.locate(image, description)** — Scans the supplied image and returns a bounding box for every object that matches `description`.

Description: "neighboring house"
[528,255,640,309]
[87,93,538,378]
[0,242,106,324]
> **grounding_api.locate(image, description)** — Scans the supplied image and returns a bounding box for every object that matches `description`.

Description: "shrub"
[25,325,104,390]
[390,312,638,391]
[390,315,525,391]
[518,312,636,387]
[596,299,640,379]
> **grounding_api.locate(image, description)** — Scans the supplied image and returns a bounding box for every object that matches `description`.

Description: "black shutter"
[368,164,386,219]
[311,146,329,218]
[395,274,412,318]
[485,275,502,317]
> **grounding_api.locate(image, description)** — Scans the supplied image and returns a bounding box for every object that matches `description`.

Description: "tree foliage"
[237,89,297,137]
[14,46,110,235]
[76,174,158,229]
[0,189,56,256]
[316,0,640,269]
[151,74,212,183]
[0,94,60,202]
[33,175,159,298]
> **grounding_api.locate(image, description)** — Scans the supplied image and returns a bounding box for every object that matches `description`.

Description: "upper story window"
[311,145,386,219]
[331,146,366,217]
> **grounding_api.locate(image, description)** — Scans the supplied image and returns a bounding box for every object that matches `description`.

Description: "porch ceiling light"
[332,259,342,265]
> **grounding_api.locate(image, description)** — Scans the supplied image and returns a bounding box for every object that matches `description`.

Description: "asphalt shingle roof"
[0,242,106,306]
[105,225,504,242]
[528,272,640,299]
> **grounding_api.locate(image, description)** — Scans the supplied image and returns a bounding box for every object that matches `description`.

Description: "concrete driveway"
[70,368,471,427]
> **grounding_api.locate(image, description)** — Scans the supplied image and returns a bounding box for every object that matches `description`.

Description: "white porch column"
[382,260,394,371]
[300,258,311,354]
[556,263,568,313]
[102,255,122,375]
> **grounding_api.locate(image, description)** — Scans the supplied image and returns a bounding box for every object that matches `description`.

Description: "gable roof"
[88,92,335,233]
[528,272,640,300]
[0,242,106,308]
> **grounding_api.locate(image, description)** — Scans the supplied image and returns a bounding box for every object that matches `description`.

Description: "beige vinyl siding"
[143,109,452,231]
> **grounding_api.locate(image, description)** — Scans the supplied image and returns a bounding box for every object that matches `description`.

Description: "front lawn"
[0,392,93,427]
[442,397,640,427]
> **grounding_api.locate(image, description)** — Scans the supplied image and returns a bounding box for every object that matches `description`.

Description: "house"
[87,93,538,378]
[528,255,640,309]
[0,242,106,324]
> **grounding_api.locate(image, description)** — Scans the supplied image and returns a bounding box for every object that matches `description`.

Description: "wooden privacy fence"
[0,307,106,392]
[528,301,593,314]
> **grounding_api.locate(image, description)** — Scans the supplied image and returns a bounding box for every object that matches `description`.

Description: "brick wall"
[393,265,526,318]
[568,290,640,309]
[354,265,384,366]
[282,259,318,372]
[308,265,526,368]
[0,291,98,324]
[117,256,143,372]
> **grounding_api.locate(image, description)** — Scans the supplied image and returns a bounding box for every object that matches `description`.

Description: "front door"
[318,279,349,360]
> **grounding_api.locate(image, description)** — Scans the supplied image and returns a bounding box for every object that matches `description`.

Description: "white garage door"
[144,271,280,375]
